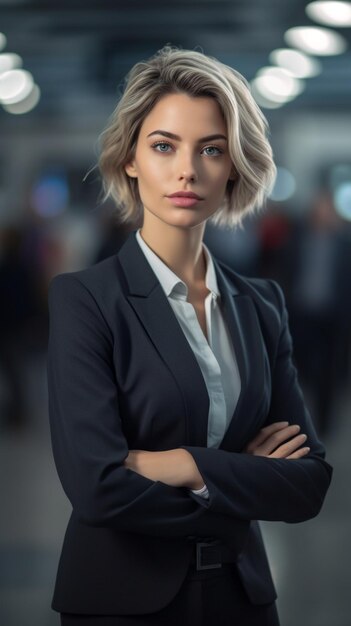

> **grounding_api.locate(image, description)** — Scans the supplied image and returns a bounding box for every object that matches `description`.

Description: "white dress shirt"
[135,229,241,499]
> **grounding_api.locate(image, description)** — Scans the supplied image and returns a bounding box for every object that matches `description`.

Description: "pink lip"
[167,196,201,207]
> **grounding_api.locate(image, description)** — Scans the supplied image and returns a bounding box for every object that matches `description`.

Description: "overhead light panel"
[3,83,40,114]
[250,83,285,109]
[306,1,351,27]
[0,31,39,113]
[253,66,305,103]
[269,48,322,78]
[284,26,347,55]
[0,53,23,74]
[0,69,34,104]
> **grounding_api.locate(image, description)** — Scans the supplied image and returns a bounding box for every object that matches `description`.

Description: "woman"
[47,45,333,626]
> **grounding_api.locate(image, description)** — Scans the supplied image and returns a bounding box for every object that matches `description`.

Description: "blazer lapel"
[116,231,210,447]
[212,259,268,451]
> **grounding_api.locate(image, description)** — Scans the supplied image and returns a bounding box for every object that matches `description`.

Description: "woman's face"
[124,92,235,229]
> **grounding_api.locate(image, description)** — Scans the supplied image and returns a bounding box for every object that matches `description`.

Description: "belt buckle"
[196,540,222,571]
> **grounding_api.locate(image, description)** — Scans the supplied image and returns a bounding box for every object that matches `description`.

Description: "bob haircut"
[98,44,276,229]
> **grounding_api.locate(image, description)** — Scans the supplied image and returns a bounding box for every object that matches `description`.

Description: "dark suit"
[47,229,332,617]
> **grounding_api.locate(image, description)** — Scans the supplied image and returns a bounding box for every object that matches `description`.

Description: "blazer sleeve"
[181,279,333,523]
[47,272,248,542]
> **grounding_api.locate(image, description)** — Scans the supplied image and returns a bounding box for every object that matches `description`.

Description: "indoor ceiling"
[0,0,351,120]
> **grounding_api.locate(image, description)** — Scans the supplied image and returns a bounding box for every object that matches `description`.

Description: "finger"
[255,424,302,456]
[286,447,310,460]
[245,421,289,451]
[269,434,308,459]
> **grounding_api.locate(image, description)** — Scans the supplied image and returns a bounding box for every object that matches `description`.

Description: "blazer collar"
[118,229,228,298]
[135,227,221,301]
[117,229,160,297]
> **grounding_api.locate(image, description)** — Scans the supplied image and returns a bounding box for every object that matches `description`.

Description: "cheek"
[207,171,231,194]
[140,161,165,186]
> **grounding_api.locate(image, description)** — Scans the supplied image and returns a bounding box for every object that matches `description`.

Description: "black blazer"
[47,229,332,616]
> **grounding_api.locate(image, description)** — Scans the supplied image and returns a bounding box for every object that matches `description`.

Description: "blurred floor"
[0,348,348,626]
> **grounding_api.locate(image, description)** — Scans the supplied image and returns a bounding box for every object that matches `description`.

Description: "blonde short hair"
[98,44,276,228]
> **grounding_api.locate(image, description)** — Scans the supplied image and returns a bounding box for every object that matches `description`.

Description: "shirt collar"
[135,228,220,301]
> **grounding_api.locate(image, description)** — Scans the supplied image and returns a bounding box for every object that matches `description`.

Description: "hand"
[244,421,310,459]
[123,449,205,489]
[123,450,142,472]
[123,450,158,480]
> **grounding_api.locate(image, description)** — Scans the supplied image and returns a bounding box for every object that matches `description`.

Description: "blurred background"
[0,1,350,624]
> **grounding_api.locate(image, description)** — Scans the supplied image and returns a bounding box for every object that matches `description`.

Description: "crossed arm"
[48,273,332,533]
[124,421,311,490]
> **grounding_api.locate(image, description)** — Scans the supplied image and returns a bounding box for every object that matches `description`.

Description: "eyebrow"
[146,130,228,142]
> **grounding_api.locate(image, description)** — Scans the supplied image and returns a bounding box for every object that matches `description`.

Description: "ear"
[124,159,138,178]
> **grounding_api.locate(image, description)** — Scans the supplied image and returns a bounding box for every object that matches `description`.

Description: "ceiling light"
[284,26,347,55]
[269,48,322,78]
[3,83,40,114]
[0,69,34,103]
[0,53,22,74]
[306,1,351,26]
[253,67,305,102]
[250,82,285,109]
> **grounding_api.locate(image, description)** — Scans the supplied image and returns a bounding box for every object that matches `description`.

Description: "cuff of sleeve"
[189,483,209,499]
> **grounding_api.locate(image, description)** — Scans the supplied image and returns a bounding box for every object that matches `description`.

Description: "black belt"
[188,538,238,571]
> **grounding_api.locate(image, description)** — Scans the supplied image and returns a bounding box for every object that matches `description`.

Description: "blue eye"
[150,141,223,156]
[203,145,222,156]
[151,141,172,152]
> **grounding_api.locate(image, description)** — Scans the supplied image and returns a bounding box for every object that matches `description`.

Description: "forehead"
[139,92,226,136]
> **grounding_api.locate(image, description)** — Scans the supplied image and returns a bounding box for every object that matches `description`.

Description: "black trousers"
[60,558,280,626]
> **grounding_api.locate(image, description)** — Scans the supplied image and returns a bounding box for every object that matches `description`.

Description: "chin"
[166,215,207,229]
[168,206,211,222]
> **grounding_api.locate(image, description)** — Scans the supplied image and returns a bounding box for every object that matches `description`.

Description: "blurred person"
[0,226,41,429]
[47,45,332,626]
[257,205,293,291]
[281,189,351,436]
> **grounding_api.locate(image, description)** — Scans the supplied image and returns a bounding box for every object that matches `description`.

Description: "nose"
[179,171,196,182]
[177,150,198,182]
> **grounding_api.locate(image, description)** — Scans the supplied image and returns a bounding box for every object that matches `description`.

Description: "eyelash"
[150,141,224,156]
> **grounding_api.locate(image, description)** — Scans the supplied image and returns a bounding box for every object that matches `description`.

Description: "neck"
[139,213,207,286]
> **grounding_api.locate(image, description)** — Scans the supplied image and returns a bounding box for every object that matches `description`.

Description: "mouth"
[167,191,203,200]
[166,196,202,207]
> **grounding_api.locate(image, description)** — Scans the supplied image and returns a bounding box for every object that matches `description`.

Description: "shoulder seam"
[50,273,113,343]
